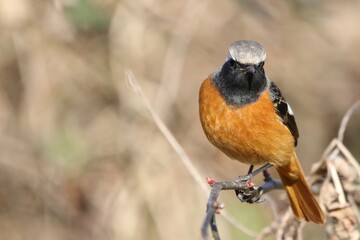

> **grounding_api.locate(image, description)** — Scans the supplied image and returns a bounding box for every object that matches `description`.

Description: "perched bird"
[199,40,325,224]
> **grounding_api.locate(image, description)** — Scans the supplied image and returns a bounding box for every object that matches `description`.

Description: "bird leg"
[259,169,283,194]
[247,165,254,174]
[238,163,274,181]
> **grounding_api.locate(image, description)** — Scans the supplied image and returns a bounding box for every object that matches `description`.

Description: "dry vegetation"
[0,0,360,239]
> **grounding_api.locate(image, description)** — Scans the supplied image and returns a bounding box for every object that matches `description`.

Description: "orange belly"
[199,77,295,167]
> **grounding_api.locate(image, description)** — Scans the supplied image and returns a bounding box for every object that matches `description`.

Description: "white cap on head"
[227,40,266,65]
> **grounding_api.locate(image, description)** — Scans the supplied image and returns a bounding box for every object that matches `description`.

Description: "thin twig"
[327,159,347,205]
[202,164,276,240]
[202,179,256,240]
[125,70,258,238]
[220,211,257,238]
[348,195,360,225]
[338,99,360,142]
[335,140,360,179]
[125,70,208,191]
[320,139,337,161]
[257,221,278,240]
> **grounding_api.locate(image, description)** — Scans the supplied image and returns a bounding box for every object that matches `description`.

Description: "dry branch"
[126,70,258,238]
[127,69,360,240]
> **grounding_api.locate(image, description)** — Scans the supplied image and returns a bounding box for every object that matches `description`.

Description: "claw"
[235,185,265,203]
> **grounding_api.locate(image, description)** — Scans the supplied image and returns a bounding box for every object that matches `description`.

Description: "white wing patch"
[287,103,294,116]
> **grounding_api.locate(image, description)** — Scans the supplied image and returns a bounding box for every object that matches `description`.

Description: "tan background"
[0,0,359,239]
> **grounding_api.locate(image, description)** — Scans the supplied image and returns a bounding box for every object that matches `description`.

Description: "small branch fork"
[201,163,283,240]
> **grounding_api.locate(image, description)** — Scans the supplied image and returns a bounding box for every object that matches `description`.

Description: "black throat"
[211,59,267,107]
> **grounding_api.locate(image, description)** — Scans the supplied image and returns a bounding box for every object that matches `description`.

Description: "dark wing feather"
[269,81,299,146]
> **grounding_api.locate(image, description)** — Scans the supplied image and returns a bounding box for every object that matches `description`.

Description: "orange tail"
[276,153,325,224]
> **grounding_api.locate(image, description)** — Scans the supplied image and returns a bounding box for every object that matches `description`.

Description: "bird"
[199,40,325,224]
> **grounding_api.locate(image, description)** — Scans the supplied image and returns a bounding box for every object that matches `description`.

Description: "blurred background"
[0,0,359,239]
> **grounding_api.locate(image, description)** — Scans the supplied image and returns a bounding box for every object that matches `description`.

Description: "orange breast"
[199,76,294,167]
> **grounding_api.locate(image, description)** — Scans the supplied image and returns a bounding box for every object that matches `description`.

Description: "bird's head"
[213,40,268,106]
[225,40,266,76]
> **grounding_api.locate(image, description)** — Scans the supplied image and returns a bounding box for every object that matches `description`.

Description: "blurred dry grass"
[0,0,359,239]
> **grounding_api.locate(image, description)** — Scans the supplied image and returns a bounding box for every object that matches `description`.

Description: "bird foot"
[235,184,266,203]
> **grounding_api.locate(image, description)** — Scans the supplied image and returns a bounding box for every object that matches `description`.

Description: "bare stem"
[338,99,360,142]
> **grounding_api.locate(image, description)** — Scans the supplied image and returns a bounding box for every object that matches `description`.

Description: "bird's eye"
[238,63,247,69]
[228,58,236,68]
[257,61,264,68]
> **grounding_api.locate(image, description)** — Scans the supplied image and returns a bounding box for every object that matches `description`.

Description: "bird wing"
[269,81,299,146]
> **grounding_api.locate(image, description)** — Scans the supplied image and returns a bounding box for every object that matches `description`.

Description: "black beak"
[246,65,255,75]
[245,66,255,90]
